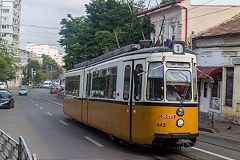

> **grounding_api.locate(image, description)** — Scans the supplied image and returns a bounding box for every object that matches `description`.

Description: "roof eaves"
[136,0,183,16]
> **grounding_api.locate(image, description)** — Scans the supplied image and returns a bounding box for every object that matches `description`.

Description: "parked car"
[37,83,43,88]
[0,91,14,109]
[50,87,58,94]
[0,82,7,89]
[18,88,28,96]
[0,88,11,94]
[43,81,52,89]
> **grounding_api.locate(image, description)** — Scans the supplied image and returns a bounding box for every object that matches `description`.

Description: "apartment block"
[26,43,65,66]
[0,0,21,47]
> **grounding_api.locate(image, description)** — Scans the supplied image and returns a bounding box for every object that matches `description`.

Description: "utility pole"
[51,65,53,80]
[31,68,34,83]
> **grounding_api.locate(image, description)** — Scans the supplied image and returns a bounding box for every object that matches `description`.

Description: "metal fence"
[0,129,37,160]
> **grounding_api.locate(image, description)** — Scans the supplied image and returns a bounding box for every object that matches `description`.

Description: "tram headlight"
[176,119,184,127]
[176,107,185,117]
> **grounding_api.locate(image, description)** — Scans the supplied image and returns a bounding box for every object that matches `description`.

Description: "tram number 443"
[157,122,166,127]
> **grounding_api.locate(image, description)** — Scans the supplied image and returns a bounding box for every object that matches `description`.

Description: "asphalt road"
[0,88,239,160]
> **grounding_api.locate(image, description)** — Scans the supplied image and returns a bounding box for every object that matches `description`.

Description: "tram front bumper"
[154,133,199,139]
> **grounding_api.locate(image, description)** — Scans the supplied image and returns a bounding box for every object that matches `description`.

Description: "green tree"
[41,55,63,80]
[22,59,40,85]
[59,0,153,70]
[160,0,173,4]
[0,37,19,82]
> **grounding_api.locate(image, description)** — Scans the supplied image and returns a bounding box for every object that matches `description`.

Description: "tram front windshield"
[166,70,191,102]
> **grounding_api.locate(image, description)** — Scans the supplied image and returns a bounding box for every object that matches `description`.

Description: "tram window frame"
[192,64,198,102]
[166,62,190,68]
[146,62,164,101]
[123,65,131,100]
[134,64,143,101]
[85,73,91,97]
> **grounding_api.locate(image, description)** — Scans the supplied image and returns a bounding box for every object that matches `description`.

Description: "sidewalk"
[199,120,240,139]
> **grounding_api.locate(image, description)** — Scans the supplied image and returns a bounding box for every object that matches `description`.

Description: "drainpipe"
[176,3,188,47]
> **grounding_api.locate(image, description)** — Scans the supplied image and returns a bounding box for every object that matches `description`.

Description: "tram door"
[121,61,132,142]
[121,59,145,143]
[131,59,145,144]
[82,70,91,124]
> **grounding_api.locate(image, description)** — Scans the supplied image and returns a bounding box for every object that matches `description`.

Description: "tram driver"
[167,86,181,101]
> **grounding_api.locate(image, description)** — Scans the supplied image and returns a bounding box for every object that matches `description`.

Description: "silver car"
[18,88,28,96]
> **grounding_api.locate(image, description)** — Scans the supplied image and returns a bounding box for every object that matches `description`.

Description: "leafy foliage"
[59,0,153,70]
[0,37,19,82]
[22,55,63,84]
[160,0,173,4]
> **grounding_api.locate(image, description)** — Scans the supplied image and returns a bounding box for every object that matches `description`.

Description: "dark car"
[0,88,11,94]
[0,91,14,109]
[50,87,58,94]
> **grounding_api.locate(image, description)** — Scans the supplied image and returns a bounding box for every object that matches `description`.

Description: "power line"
[187,6,236,21]
[21,24,59,30]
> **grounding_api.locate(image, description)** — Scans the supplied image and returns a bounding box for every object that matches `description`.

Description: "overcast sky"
[20,0,91,51]
[19,0,240,52]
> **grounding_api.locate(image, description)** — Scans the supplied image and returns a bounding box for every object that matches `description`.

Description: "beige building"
[26,43,64,66]
[193,15,240,124]
[137,0,240,47]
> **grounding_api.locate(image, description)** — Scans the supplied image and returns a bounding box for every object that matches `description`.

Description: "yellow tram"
[64,40,199,147]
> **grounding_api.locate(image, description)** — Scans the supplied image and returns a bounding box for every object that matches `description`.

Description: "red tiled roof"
[195,15,240,39]
[136,0,183,16]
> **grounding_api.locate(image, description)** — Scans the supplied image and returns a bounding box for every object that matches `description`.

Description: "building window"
[1,9,9,13]
[225,67,234,106]
[169,25,176,40]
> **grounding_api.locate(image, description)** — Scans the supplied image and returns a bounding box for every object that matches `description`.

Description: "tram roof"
[72,44,195,71]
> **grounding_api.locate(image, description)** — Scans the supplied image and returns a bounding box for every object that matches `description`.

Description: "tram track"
[198,139,240,153]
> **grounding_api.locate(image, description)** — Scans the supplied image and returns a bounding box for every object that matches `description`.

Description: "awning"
[197,67,222,78]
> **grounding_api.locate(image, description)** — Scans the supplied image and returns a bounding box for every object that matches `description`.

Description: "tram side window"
[123,65,131,100]
[134,64,143,101]
[106,67,117,99]
[65,76,80,97]
[91,67,117,99]
[147,62,164,101]
[91,71,99,97]
[98,69,107,98]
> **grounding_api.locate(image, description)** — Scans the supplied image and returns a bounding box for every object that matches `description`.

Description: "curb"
[198,126,215,133]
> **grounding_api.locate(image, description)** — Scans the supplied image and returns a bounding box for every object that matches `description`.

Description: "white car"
[0,82,7,89]
[43,81,52,89]
[18,88,28,96]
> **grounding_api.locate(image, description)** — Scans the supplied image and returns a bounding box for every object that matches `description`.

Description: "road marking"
[192,147,235,160]
[40,107,44,110]
[35,104,39,106]
[60,120,68,126]
[47,112,53,116]
[41,98,63,106]
[84,136,103,147]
